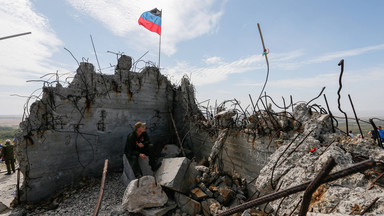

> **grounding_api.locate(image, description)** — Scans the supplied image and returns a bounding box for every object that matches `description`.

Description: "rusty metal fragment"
[217,160,376,216]
[298,157,336,216]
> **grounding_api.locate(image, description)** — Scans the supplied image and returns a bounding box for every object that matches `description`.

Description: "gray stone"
[121,155,136,186]
[190,187,208,200]
[0,201,9,213]
[122,176,168,213]
[116,55,132,70]
[161,144,181,158]
[201,199,220,216]
[155,157,190,192]
[138,156,154,176]
[140,201,177,216]
[195,165,209,173]
[175,192,201,216]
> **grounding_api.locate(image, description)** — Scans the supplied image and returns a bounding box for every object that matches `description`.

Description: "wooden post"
[169,109,186,157]
[93,159,108,216]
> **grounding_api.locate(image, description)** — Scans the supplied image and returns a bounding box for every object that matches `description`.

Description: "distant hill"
[0,115,22,128]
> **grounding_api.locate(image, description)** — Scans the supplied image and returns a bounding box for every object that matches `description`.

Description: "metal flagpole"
[158,9,162,68]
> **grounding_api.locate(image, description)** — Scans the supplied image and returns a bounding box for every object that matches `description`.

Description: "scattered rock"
[122,176,168,213]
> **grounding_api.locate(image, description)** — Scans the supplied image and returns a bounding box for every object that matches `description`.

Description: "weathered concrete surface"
[121,155,136,186]
[139,200,177,216]
[253,104,384,215]
[155,157,191,193]
[15,56,197,202]
[175,192,201,215]
[122,176,168,213]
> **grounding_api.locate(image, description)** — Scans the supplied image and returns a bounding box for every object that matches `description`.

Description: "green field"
[334,116,384,137]
[0,126,18,144]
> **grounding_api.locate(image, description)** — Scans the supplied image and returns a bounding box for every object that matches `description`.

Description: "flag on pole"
[138,8,162,35]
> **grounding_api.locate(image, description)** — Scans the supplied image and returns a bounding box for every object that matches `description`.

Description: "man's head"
[379,126,382,130]
[5,139,11,144]
[134,122,146,133]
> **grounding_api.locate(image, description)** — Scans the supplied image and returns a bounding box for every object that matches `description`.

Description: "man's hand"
[139,153,147,159]
[136,142,144,148]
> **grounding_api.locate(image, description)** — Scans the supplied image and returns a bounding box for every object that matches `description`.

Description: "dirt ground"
[0,162,22,215]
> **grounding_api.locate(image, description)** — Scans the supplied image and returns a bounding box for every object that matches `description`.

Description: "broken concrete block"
[155,157,190,192]
[0,201,9,214]
[195,165,209,173]
[161,144,181,158]
[116,55,132,70]
[121,155,136,186]
[201,199,220,216]
[198,182,214,197]
[190,188,208,201]
[140,200,177,216]
[175,192,201,216]
[181,160,199,192]
[218,186,236,205]
[122,176,168,213]
[138,156,154,176]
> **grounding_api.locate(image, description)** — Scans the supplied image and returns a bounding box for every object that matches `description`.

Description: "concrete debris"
[155,157,191,193]
[190,187,208,200]
[8,51,384,216]
[0,201,10,214]
[175,192,201,216]
[253,104,384,215]
[201,198,221,216]
[161,144,181,158]
[140,200,177,216]
[122,176,168,213]
[121,155,136,186]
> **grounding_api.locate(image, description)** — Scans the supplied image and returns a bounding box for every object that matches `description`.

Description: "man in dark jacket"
[1,139,15,175]
[124,122,156,178]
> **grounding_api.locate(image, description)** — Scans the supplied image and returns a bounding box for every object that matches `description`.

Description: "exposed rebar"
[298,157,336,216]
[337,59,349,135]
[348,94,364,139]
[217,160,376,216]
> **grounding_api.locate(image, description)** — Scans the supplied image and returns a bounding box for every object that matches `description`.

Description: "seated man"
[124,122,157,178]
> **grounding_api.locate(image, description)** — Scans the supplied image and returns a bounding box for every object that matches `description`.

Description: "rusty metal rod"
[337,59,349,135]
[359,197,379,215]
[323,94,335,133]
[277,129,314,167]
[0,32,31,41]
[93,159,108,216]
[16,168,21,204]
[367,172,384,190]
[369,119,383,149]
[315,139,336,161]
[298,157,336,216]
[288,199,302,216]
[169,108,186,157]
[256,23,270,106]
[270,132,302,189]
[348,94,364,139]
[217,160,376,216]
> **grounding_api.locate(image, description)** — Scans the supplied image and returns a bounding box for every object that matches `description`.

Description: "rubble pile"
[253,104,384,215]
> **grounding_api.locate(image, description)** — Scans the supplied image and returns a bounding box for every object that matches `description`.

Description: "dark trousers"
[128,144,157,178]
[5,158,15,174]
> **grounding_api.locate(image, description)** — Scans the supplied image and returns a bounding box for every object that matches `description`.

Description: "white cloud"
[164,54,265,86]
[204,56,223,65]
[308,44,384,64]
[0,0,64,86]
[66,0,226,55]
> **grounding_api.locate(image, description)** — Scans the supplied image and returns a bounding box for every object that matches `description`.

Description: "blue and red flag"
[138,8,162,35]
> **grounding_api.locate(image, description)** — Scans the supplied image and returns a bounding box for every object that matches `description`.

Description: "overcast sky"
[1,0,384,118]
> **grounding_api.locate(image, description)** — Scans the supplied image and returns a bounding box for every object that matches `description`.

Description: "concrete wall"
[16,56,181,202]
[15,55,278,202]
[187,129,277,183]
